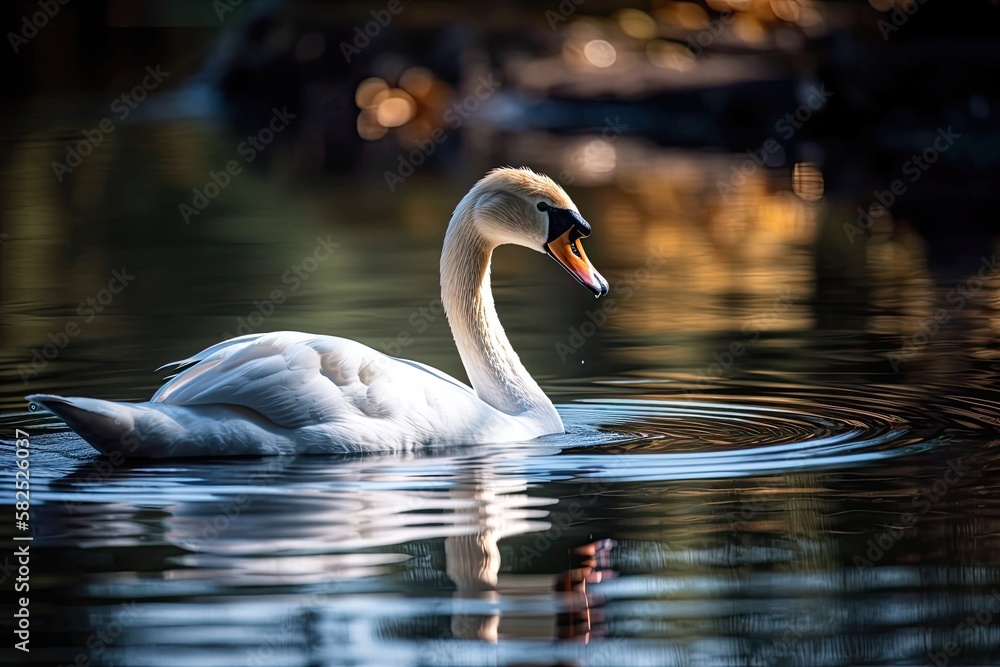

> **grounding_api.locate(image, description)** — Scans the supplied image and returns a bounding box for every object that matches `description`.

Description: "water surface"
[3,105,1000,667]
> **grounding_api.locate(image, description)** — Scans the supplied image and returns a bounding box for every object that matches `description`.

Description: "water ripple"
[533,380,1000,482]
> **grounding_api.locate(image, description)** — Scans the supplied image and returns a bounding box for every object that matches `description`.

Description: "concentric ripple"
[531,380,1000,482]
[7,380,1000,487]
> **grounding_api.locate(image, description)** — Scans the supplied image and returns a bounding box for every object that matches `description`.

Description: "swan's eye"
[537,202,549,212]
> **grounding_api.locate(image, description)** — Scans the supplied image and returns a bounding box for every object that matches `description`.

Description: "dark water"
[3,98,1000,667]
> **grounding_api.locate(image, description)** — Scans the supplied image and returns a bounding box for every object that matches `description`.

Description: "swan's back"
[150,332,528,452]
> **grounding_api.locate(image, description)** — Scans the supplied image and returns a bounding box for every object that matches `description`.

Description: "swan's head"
[463,167,609,297]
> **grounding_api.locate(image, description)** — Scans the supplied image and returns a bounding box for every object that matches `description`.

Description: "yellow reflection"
[656,2,711,29]
[356,110,387,141]
[583,40,617,68]
[399,67,434,98]
[355,77,388,109]
[615,8,657,39]
[375,92,416,128]
[733,12,767,44]
[564,138,617,183]
[792,162,823,201]
[864,223,933,338]
[761,190,817,243]
[647,39,695,71]
[770,0,801,22]
[797,7,825,28]
[706,0,753,9]
[751,0,777,21]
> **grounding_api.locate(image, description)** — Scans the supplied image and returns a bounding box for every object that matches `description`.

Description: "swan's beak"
[546,228,609,297]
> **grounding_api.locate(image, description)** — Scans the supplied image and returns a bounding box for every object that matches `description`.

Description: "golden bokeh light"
[646,39,695,71]
[399,67,434,98]
[356,110,388,141]
[770,0,801,22]
[657,2,712,30]
[792,162,824,201]
[355,77,422,137]
[733,12,768,44]
[615,8,657,39]
[375,92,416,128]
[583,39,617,68]
[797,6,824,28]
[355,78,389,109]
[706,0,753,11]
[564,138,617,183]
[751,0,777,22]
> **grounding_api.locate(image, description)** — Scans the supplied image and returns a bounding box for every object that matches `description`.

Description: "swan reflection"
[43,446,622,664]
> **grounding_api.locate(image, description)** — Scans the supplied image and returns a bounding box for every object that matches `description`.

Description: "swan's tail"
[28,394,297,458]
[26,394,191,458]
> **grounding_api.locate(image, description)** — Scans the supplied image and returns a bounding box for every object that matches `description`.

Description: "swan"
[28,168,609,457]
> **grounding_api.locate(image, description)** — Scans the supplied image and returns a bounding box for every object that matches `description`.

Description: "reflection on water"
[7,381,1000,666]
[3,97,1000,666]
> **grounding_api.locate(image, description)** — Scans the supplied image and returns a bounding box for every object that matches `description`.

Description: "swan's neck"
[440,206,562,433]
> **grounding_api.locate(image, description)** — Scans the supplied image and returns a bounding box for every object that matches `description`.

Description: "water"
[3,100,1000,666]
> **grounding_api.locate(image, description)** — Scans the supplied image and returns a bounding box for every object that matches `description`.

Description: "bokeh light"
[583,39,617,68]
[615,9,657,39]
[375,92,416,128]
[792,162,824,201]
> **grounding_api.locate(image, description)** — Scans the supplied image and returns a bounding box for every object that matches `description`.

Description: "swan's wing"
[150,331,482,430]
[154,333,266,373]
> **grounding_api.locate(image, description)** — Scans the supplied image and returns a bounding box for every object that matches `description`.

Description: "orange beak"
[546,228,609,297]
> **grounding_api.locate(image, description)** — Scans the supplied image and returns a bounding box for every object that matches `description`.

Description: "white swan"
[28,168,608,457]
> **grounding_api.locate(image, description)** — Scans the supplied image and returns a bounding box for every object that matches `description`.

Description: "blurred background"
[2,0,998,407]
[4,2,1000,666]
